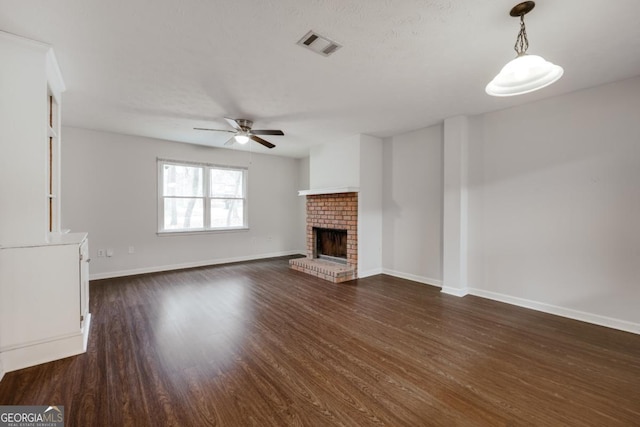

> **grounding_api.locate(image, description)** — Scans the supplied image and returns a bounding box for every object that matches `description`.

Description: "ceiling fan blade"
[194,127,235,133]
[250,135,275,149]
[251,129,284,136]
[223,135,236,146]
[224,117,242,131]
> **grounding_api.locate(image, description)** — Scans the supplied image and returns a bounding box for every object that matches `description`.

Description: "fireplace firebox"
[314,227,347,264]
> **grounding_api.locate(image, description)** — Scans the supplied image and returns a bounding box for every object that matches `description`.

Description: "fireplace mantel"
[297,187,359,196]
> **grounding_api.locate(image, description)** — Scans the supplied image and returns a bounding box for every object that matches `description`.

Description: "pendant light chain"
[513,14,529,56]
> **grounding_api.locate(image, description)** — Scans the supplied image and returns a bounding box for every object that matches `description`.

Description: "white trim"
[468,288,640,335]
[376,269,639,334]
[0,328,88,373]
[0,30,50,50]
[358,268,383,279]
[0,330,80,352]
[157,158,249,171]
[157,159,163,231]
[157,227,250,236]
[382,269,442,288]
[89,250,303,280]
[298,187,360,196]
[441,287,469,297]
[46,48,66,99]
[0,359,4,383]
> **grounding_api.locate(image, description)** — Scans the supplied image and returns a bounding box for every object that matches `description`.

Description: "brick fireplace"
[289,191,358,283]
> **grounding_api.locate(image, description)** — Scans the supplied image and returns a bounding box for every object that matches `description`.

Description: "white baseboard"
[376,269,639,335]
[0,329,88,373]
[441,286,469,297]
[382,269,442,288]
[358,268,383,278]
[468,288,640,335]
[90,250,304,281]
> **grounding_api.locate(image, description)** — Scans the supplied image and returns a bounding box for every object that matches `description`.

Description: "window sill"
[157,227,250,237]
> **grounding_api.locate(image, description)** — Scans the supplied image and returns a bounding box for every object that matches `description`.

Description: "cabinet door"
[0,245,79,350]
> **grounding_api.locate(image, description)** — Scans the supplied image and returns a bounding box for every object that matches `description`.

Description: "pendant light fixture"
[486,1,563,97]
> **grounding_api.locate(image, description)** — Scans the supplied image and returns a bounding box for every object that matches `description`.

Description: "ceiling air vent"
[297,30,342,57]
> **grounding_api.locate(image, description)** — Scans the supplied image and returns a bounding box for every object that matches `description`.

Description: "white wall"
[381,77,640,332]
[297,156,310,251]
[309,135,361,189]
[467,76,640,331]
[358,135,383,277]
[62,127,305,279]
[382,125,444,286]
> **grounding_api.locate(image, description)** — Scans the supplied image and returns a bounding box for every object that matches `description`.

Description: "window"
[158,159,247,233]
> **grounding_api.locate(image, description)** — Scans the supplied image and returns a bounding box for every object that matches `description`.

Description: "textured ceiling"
[1,0,639,157]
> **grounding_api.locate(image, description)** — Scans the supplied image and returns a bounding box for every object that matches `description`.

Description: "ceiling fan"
[194,118,284,149]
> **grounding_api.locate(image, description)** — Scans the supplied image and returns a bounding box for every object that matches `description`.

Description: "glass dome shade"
[234,134,250,144]
[486,54,563,97]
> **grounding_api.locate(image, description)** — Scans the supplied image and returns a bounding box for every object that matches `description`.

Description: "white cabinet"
[0,234,91,371]
[0,31,65,244]
[0,31,90,374]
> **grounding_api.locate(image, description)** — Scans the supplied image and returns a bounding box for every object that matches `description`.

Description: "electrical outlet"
[106,249,114,257]
[97,249,105,257]
[128,246,135,254]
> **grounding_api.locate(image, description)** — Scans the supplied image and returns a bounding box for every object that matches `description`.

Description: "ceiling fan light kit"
[486,1,563,97]
[234,134,250,144]
[195,117,283,149]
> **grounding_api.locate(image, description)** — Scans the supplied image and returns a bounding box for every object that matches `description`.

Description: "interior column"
[442,115,469,297]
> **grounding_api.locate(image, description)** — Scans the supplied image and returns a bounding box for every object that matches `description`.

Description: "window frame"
[157,158,248,235]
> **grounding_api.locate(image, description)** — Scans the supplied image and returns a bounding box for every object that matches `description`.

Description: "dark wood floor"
[1,257,639,426]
